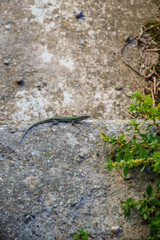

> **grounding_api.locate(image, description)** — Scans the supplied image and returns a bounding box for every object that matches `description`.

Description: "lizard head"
[78,115,90,120]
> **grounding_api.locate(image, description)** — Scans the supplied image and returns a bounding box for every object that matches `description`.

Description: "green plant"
[101,92,160,177]
[73,228,88,240]
[121,197,139,217]
[121,181,160,240]
[101,91,160,239]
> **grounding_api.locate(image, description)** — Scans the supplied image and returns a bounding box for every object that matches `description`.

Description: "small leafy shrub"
[101,91,160,240]
[121,181,160,240]
[101,91,160,177]
[73,228,88,240]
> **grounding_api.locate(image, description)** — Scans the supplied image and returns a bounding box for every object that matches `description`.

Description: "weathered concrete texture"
[0,120,156,240]
[0,0,157,123]
[0,1,158,239]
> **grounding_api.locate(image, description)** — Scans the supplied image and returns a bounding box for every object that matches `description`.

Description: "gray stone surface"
[0,0,158,239]
[0,0,157,123]
[0,120,156,239]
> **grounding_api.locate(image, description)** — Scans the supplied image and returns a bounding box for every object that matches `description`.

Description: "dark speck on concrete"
[75,10,84,19]
[16,77,24,85]
[125,35,131,43]
[96,152,100,157]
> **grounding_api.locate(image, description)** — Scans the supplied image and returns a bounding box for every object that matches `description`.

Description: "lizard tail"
[19,119,54,145]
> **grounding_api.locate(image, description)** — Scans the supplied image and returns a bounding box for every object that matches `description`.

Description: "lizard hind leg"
[71,121,78,127]
[52,120,59,125]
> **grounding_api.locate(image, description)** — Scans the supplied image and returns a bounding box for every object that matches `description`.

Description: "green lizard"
[20,115,90,145]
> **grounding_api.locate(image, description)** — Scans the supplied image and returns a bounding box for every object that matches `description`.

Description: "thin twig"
[151,90,155,107]
[143,23,160,33]
[153,77,157,95]
[139,53,146,74]
[120,35,150,79]
[147,35,158,46]
[120,24,160,79]
[120,24,160,100]
[122,110,136,119]
[157,82,160,87]
[145,48,160,52]
[130,69,151,92]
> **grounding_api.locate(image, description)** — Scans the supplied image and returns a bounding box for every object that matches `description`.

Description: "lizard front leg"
[52,120,59,125]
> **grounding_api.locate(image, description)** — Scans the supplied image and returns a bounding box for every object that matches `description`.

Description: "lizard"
[19,115,90,145]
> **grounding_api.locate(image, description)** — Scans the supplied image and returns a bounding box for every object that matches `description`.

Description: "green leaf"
[121,202,131,216]
[150,107,158,114]
[117,133,125,141]
[139,146,147,158]
[74,228,88,240]
[139,201,148,217]
[140,165,146,172]
[121,198,138,217]
[139,133,148,141]
[133,135,136,140]
[130,91,142,99]
[152,159,160,174]
[150,216,160,225]
[146,184,153,197]
[100,133,109,142]
[143,213,148,220]
[156,179,160,188]
[150,218,160,236]
[103,157,114,172]
[153,151,160,159]
[145,94,153,105]
[123,166,129,177]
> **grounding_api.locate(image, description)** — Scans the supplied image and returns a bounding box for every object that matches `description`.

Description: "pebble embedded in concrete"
[79,153,85,158]
[111,226,121,234]
[4,24,11,30]
[4,59,9,65]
